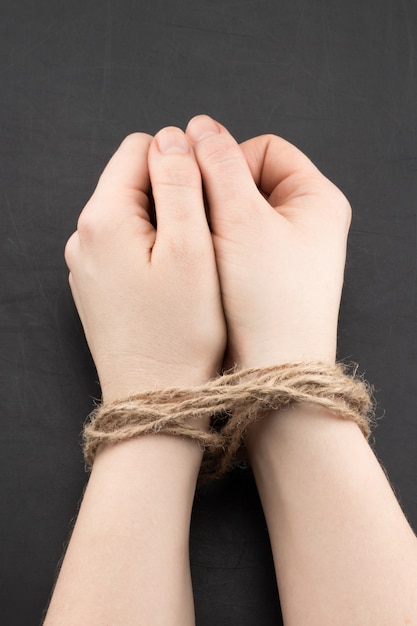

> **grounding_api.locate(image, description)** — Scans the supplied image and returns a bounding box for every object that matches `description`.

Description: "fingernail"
[156,127,189,154]
[187,115,220,142]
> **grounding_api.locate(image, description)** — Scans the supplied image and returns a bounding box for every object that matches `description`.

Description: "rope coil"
[83,361,375,481]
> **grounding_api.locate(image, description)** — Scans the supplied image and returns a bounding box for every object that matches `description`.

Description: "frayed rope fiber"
[83,361,375,482]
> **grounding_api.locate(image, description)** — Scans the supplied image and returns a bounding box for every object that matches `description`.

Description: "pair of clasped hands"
[47,115,417,626]
[65,114,350,404]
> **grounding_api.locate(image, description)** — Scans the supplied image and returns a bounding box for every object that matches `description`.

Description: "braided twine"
[83,361,375,482]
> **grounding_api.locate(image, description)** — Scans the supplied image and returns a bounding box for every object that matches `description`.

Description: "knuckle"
[339,194,352,226]
[164,231,206,265]
[76,207,96,242]
[327,183,352,230]
[310,173,352,232]
[64,232,78,270]
[200,137,242,169]
[155,168,201,190]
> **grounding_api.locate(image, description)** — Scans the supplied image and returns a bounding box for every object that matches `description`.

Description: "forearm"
[44,434,202,626]
[247,406,417,626]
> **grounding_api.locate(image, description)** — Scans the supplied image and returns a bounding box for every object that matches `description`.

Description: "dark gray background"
[1,1,416,624]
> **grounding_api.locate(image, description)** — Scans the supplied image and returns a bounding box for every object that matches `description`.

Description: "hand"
[65,128,226,403]
[185,115,351,369]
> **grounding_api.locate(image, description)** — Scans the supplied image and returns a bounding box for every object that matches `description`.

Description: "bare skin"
[185,115,417,625]
[45,128,226,626]
[44,115,417,625]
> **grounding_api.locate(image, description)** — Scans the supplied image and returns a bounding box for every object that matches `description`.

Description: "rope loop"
[83,361,375,482]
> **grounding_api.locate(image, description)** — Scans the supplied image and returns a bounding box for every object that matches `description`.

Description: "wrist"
[98,357,221,405]
[231,331,338,371]
[94,432,204,478]
[92,436,203,515]
[246,403,362,470]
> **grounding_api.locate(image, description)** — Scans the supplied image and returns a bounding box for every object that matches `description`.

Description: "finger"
[239,134,339,212]
[185,115,264,228]
[241,134,319,191]
[148,126,211,246]
[89,132,153,223]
